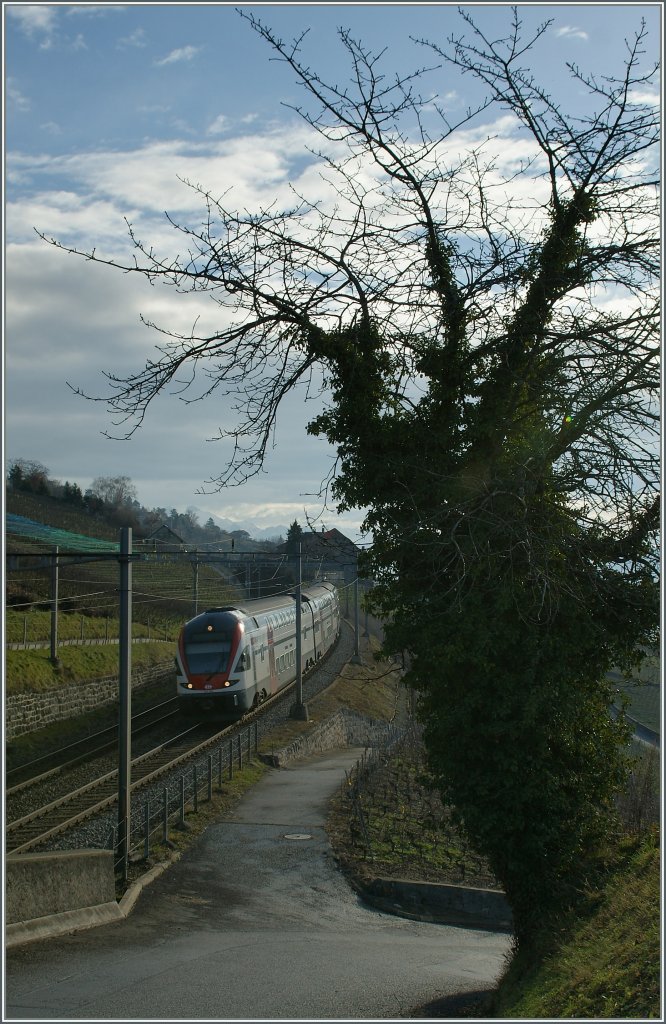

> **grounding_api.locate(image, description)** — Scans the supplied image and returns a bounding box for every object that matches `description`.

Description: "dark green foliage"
[44,9,659,947]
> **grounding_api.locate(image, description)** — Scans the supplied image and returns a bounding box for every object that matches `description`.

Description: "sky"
[4,1,661,542]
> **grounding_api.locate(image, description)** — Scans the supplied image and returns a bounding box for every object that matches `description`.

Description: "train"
[175,581,340,717]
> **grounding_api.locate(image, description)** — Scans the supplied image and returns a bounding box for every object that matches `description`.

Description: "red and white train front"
[176,607,256,714]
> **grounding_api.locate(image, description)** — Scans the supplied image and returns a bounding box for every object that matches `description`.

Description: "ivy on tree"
[43,8,659,944]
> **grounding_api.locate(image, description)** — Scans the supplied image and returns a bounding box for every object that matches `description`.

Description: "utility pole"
[192,555,199,616]
[49,547,60,667]
[117,527,132,883]
[290,542,308,720]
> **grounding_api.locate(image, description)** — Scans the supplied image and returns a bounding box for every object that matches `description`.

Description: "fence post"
[179,776,187,828]
[193,765,198,812]
[238,734,243,771]
[229,739,233,780]
[144,801,150,859]
[163,787,169,844]
[208,755,213,801]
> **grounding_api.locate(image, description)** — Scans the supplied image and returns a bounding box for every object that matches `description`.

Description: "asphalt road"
[5,747,511,1020]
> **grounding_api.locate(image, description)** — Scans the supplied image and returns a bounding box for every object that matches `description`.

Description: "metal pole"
[192,557,199,616]
[117,527,133,882]
[290,543,308,720]
[50,547,59,666]
[352,577,362,664]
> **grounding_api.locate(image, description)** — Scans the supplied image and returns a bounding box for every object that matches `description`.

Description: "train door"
[302,598,315,669]
[267,621,278,693]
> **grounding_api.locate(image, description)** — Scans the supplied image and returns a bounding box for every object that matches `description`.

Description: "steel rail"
[6,722,220,855]
[6,698,181,795]
[6,632,343,856]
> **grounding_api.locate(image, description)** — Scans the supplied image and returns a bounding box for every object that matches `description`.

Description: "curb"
[118,853,182,917]
[353,876,513,933]
[5,902,124,948]
[5,855,181,950]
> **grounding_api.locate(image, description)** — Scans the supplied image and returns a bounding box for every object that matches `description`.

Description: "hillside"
[6,490,119,545]
[5,490,294,626]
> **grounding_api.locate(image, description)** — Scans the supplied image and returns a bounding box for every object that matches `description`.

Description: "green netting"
[6,514,120,552]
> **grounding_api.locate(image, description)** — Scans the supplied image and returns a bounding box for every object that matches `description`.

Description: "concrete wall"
[363,877,513,932]
[6,849,118,924]
[6,662,173,740]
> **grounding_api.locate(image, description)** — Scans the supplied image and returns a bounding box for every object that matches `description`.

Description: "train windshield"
[184,634,233,674]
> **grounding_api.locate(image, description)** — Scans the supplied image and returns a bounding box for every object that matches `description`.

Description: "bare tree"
[90,475,138,508]
[41,9,659,943]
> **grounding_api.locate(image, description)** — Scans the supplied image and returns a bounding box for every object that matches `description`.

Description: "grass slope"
[6,641,174,694]
[492,830,661,1019]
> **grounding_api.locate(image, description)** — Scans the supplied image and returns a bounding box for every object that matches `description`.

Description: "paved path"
[5,748,510,1020]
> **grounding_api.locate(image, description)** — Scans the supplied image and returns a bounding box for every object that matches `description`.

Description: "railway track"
[6,668,307,855]
[6,697,181,795]
[6,626,353,858]
[6,721,227,855]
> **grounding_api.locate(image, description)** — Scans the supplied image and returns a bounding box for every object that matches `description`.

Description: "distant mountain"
[191,508,288,542]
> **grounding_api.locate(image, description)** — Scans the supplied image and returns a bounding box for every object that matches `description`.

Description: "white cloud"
[6,125,324,252]
[628,90,660,107]
[6,78,31,112]
[6,93,651,534]
[553,26,589,42]
[66,5,128,16]
[154,45,200,67]
[6,4,57,38]
[118,27,146,49]
[207,115,228,136]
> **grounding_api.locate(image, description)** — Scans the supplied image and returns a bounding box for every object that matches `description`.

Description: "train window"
[185,641,231,674]
[238,646,251,672]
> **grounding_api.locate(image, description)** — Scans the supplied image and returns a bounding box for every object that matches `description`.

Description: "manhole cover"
[283,833,313,841]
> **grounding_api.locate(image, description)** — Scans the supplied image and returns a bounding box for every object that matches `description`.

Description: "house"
[142,524,186,553]
[282,527,360,585]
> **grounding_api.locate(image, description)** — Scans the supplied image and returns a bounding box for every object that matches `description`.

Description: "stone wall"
[6,662,173,741]
[262,709,402,768]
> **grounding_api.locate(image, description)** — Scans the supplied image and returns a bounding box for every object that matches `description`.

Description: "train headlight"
[186,683,193,689]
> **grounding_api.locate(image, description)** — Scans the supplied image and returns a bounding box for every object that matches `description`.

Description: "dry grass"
[257,637,406,756]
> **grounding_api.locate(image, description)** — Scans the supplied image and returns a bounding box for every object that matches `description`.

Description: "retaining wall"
[362,877,513,932]
[6,849,117,924]
[6,662,173,741]
[261,708,400,767]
